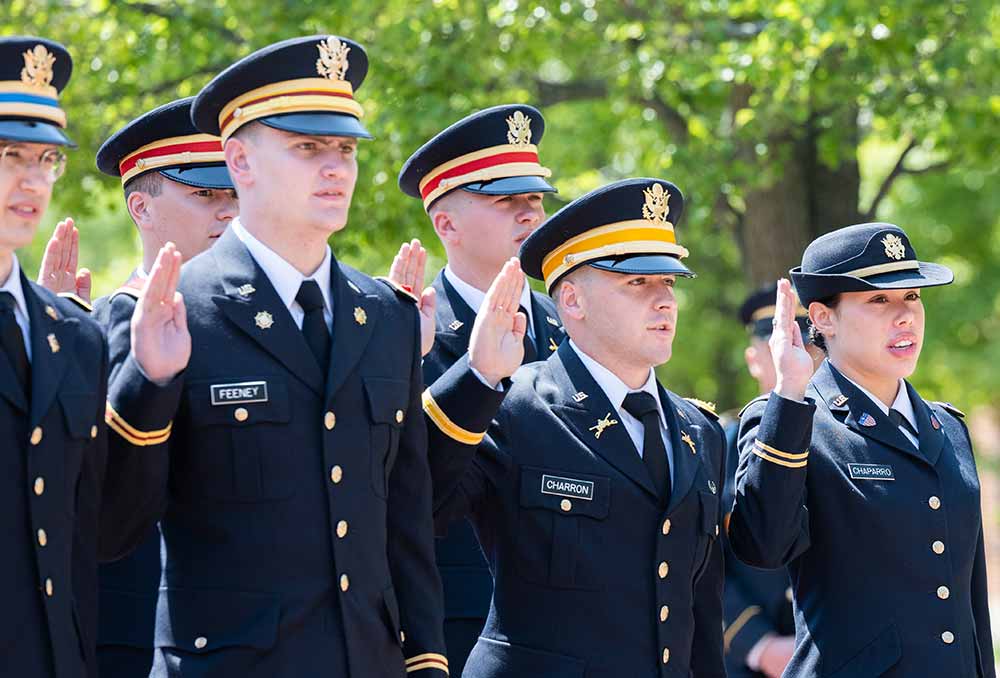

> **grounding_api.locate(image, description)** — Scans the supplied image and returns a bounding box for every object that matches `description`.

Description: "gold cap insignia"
[237,284,256,297]
[681,431,697,455]
[47,333,60,353]
[506,110,532,146]
[254,311,274,330]
[642,183,672,225]
[316,36,350,81]
[881,233,906,261]
[21,44,56,89]
[354,306,367,325]
[589,412,619,439]
[447,319,464,331]
[45,305,58,320]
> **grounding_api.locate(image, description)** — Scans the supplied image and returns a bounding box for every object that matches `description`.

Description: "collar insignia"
[549,337,559,352]
[859,412,877,427]
[589,412,619,439]
[708,479,717,495]
[681,431,697,455]
[237,284,256,297]
[354,306,367,325]
[45,305,58,320]
[571,391,588,403]
[254,311,274,330]
[931,414,941,430]
[47,333,60,353]
[546,316,559,327]
[832,394,849,407]
[448,319,464,331]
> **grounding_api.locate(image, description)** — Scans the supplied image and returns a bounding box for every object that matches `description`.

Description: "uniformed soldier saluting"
[730,223,995,677]
[102,36,448,677]
[393,103,564,675]
[422,179,727,677]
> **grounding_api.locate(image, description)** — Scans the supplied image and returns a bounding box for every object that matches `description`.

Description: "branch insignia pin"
[254,311,274,330]
[589,413,618,439]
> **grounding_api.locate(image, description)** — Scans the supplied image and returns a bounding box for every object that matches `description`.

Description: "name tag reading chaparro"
[541,474,594,501]
[210,381,269,406]
[848,463,895,481]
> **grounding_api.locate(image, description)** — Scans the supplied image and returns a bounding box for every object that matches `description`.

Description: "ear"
[431,208,459,246]
[809,300,836,337]
[744,345,763,380]
[557,278,586,322]
[126,191,153,232]
[224,137,253,189]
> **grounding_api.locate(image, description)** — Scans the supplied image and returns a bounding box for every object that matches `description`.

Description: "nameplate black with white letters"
[541,474,594,501]
[210,381,269,406]
[848,463,895,481]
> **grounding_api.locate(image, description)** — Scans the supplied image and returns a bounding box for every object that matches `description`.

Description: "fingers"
[505,260,524,312]
[412,241,427,290]
[791,314,805,349]
[38,232,59,283]
[389,242,408,283]
[54,219,70,273]
[420,285,437,316]
[143,243,176,308]
[172,292,188,334]
[66,223,79,275]
[512,309,528,340]
[75,269,92,304]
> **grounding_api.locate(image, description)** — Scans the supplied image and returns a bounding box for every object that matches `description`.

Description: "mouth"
[314,188,348,202]
[8,204,40,219]
[887,336,918,356]
[647,323,674,334]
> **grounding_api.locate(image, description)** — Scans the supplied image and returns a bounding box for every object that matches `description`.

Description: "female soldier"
[729,222,994,677]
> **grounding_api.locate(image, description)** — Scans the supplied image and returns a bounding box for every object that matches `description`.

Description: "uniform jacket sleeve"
[722,545,779,665]
[729,393,815,570]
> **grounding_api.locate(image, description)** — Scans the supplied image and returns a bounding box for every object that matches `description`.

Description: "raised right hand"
[388,238,436,357]
[468,258,527,387]
[770,278,813,401]
[131,243,190,385]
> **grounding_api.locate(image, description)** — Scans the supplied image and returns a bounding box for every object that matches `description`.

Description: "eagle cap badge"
[642,183,672,226]
[316,36,350,81]
[881,233,906,261]
[506,110,532,146]
[21,44,56,89]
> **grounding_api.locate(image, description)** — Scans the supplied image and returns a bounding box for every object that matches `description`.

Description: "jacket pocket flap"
[154,588,280,652]
[60,391,97,439]
[466,638,585,678]
[827,623,901,677]
[699,490,720,535]
[364,377,409,426]
[519,467,610,520]
[186,378,290,427]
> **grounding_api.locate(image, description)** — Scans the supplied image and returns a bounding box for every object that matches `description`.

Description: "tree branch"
[534,79,608,106]
[121,1,246,45]
[864,139,917,220]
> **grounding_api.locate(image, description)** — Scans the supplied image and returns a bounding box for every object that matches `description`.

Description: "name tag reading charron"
[541,474,594,501]
[848,463,895,481]
[210,381,269,406]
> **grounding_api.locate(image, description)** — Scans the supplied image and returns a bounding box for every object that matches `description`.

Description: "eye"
[869,294,888,304]
[340,143,356,154]
[194,189,213,198]
[4,147,24,160]
[495,195,513,204]
[663,277,675,287]
[628,277,646,286]
[296,142,318,152]
[905,291,921,301]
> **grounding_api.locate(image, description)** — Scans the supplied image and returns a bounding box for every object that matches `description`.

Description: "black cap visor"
[791,260,953,306]
[461,175,556,196]
[588,253,695,279]
[0,119,75,148]
[159,164,234,190]
[259,112,372,140]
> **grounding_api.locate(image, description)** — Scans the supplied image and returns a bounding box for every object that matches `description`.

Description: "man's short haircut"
[124,171,164,200]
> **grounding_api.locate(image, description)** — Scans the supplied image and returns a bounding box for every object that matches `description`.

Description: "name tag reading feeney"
[541,474,594,501]
[848,463,895,481]
[210,381,269,406]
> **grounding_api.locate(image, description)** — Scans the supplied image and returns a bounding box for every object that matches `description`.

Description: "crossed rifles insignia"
[589,412,619,439]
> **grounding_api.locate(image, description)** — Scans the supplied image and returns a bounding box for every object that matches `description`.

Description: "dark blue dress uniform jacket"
[0,273,110,678]
[422,270,565,676]
[721,420,794,677]
[730,360,995,677]
[102,228,448,678]
[423,341,727,678]
[92,277,161,678]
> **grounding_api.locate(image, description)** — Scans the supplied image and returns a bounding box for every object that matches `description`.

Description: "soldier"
[394,103,564,674]
[102,35,448,677]
[422,179,727,677]
[720,283,821,678]
[0,35,108,678]
[730,223,994,676]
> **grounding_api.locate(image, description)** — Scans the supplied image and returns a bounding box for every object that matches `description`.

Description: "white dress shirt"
[569,340,674,486]
[232,218,333,331]
[444,265,535,339]
[0,254,31,361]
[843,375,920,448]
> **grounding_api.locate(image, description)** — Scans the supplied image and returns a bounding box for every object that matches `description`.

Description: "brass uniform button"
[395,410,404,424]
[33,477,45,496]
[942,631,955,644]
[194,636,208,649]
[340,574,350,592]
[932,541,945,555]
[661,519,671,535]
[715,524,720,536]
[336,520,348,538]
[662,647,670,664]
[90,425,98,439]
[400,630,406,643]
[234,407,249,422]
[937,586,950,600]
[44,578,53,597]
[37,529,47,547]
[658,562,669,579]
[324,411,336,430]
[929,496,941,510]
[659,605,669,622]
[30,427,43,446]
[330,465,343,484]
[560,499,572,512]
[786,587,794,602]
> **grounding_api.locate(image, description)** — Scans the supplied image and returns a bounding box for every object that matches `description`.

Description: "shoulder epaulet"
[684,397,719,421]
[58,292,92,313]
[934,401,965,419]
[739,394,770,418]
[374,276,419,304]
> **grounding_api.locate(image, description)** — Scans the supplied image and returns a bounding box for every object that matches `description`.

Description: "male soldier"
[422,179,727,677]
[721,284,822,678]
[103,36,448,677]
[394,104,564,674]
[0,35,109,678]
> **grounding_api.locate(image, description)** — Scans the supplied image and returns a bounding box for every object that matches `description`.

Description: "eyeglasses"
[0,144,67,184]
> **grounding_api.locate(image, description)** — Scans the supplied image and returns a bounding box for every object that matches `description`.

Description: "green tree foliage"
[4,0,997,411]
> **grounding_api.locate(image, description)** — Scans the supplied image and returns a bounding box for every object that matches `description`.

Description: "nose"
[320,154,349,180]
[655,284,677,311]
[217,194,238,222]
[18,166,48,193]
[894,300,915,327]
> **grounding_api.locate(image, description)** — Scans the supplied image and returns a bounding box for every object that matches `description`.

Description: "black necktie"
[622,391,670,501]
[0,291,29,396]
[296,280,330,375]
[519,305,537,364]
[888,408,919,440]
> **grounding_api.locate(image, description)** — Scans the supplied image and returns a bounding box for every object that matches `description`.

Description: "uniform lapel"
[23,277,78,427]
[210,229,324,396]
[906,382,944,467]
[548,342,658,499]
[531,291,564,356]
[661,388,705,513]
[432,271,475,359]
[324,263,377,400]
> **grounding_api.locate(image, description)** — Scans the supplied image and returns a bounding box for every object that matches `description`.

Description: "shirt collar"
[232,218,333,313]
[444,265,534,331]
[0,254,28,319]
[569,339,664,426]
[842,373,917,432]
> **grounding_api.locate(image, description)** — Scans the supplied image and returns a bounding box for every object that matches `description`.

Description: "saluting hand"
[131,243,190,385]
[388,238,436,357]
[36,217,92,303]
[468,258,527,387]
[770,278,813,402]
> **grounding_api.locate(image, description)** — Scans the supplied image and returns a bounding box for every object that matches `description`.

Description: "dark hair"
[124,171,163,199]
[808,294,841,353]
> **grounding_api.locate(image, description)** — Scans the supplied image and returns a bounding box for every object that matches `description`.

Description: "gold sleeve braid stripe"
[105,402,172,446]
[723,605,762,652]
[405,652,449,674]
[752,439,808,469]
[422,389,486,445]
